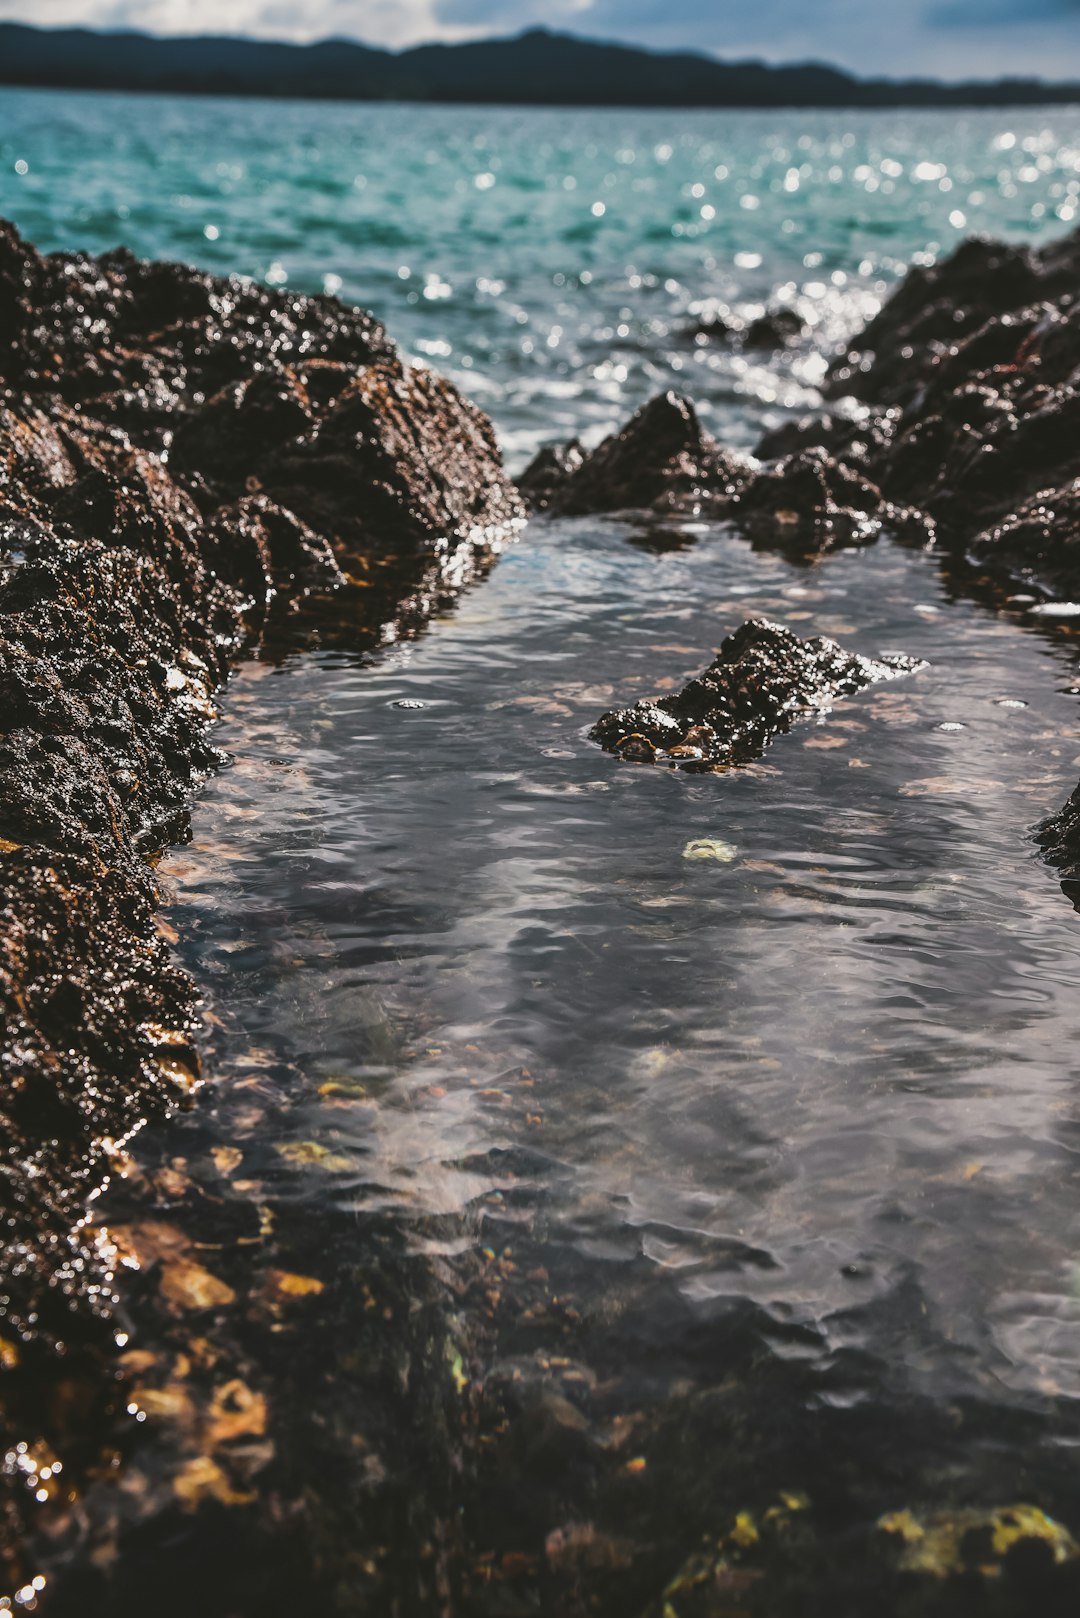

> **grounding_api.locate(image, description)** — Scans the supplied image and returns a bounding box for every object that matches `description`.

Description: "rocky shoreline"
[5,215,1080,1341]
[522,227,1080,588]
[521,223,1080,893]
[4,212,1080,1606]
[0,219,523,1340]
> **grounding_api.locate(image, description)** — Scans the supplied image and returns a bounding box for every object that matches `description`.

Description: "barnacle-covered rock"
[591,618,923,768]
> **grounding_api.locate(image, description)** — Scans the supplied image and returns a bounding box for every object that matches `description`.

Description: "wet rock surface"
[518,390,751,519]
[825,231,1080,406]
[591,618,922,768]
[1037,784,1080,910]
[0,218,523,1339]
[518,397,927,558]
[736,445,933,555]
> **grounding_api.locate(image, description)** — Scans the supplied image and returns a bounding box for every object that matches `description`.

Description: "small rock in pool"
[591,618,924,770]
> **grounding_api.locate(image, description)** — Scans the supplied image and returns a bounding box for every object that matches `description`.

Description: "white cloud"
[0,0,451,48]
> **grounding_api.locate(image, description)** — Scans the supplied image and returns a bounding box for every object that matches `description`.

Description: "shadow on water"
[13,515,1080,1615]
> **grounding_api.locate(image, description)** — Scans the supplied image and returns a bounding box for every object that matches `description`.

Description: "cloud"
[0,0,450,49]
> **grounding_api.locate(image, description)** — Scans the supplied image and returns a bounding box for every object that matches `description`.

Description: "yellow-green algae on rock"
[878,1502,1079,1577]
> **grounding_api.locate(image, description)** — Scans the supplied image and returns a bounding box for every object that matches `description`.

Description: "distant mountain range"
[1,22,1078,109]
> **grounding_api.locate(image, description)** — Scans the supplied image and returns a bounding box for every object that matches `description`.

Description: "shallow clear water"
[72,519,1078,1615]
[6,87,1080,1612]
[174,525,1080,1410]
[3,91,1080,463]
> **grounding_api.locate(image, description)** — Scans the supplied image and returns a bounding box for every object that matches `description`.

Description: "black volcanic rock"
[754,408,901,468]
[591,618,923,767]
[516,438,586,512]
[1038,785,1080,910]
[518,391,751,518]
[969,480,1080,596]
[744,307,806,349]
[523,393,928,555]
[0,217,522,1339]
[826,231,1080,406]
[733,225,1080,590]
[737,445,934,554]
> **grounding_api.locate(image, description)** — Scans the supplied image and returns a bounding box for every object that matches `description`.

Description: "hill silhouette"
[0,21,1077,107]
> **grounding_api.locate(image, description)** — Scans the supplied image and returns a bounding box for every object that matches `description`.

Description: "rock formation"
[591,618,922,767]
[0,219,522,1335]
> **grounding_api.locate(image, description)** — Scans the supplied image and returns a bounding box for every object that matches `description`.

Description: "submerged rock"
[0,218,523,1334]
[591,618,923,768]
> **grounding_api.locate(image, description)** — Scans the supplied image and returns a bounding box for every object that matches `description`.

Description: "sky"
[1,0,1078,80]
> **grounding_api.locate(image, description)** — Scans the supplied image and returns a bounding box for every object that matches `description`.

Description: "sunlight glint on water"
[3,92,1080,463]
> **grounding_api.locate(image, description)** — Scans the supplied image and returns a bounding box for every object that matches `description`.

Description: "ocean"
[3,88,1080,468]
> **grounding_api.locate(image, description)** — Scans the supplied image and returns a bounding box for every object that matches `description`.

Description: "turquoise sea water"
[3,90,1080,464]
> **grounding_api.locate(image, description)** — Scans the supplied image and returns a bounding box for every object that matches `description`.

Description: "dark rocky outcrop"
[519,394,927,556]
[591,618,922,767]
[683,307,737,343]
[681,304,805,349]
[525,225,1080,583]
[1037,785,1080,910]
[744,306,806,349]
[825,233,1080,406]
[513,436,586,513]
[969,479,1080,596]
[736,445,933,553]
[519,391,751,518]
[0,218,522,1337]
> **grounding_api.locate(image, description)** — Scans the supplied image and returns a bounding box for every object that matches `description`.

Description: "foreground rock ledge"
[0,220,523,1336]
[592,618,923,768]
